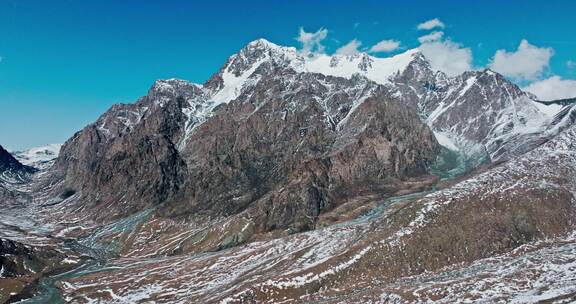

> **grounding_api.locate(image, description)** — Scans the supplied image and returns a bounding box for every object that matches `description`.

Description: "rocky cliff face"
[44,39,571,234]
[52,91,189,221]
[388,56,566,165]
[48,40,439,232]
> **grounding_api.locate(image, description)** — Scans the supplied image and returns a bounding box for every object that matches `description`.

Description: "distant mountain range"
[11,144,62,169]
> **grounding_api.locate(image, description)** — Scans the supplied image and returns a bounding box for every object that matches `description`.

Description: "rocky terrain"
[47,40,441,234]
[0,238,69,303]
[44,118,576,303]
[1,39,575,303]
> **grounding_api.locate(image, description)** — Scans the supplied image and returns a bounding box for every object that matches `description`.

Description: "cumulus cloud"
[418,31,444,43]
[419,40,473,77]
[524,76,576,101]
[369,40,401,53]
[297,27,328,55]
[336,39,362,56]
[417,18,445,30]
[489,39,554,81]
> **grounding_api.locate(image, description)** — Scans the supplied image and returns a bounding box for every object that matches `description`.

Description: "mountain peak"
[408,50,429,64]
[481,68,497,75]
[150,78,202,97]
[239,38,298,57]
[246,38,280,49]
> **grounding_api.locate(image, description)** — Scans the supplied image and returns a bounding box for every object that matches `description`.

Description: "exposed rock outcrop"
[47,42,440,232]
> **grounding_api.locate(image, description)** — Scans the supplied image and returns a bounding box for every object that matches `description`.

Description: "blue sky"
[1,0,575,150]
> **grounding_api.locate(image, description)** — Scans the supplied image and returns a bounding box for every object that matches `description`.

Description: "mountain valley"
[1,39,576,303]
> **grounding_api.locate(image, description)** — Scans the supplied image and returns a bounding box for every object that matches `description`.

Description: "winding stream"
[8,210,153,304]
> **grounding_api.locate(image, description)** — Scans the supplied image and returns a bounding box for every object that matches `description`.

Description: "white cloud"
[489,39,554,81]
[567,60,576,69]
[336,39,362,56]
[297,27,328,55]
[418,31,444,43]
[417,18,445,30]
[369,40,401,53]
[524,76,576,101]
[419,40,473,77]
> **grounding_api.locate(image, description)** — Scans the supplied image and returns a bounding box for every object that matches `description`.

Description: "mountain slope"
[388,57,565,165]
[208,40,565,166]
[41,38,573,240]
[48,40,440,233]
[54,119,576,303]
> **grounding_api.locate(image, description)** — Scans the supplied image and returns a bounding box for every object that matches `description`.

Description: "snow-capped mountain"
[52,40,440,225]
[84,39,565,163]
[165,40,568,160]
[391,61,566,162]
[12,144,62,170]
[246,40,566,161]
[44,38,574,228]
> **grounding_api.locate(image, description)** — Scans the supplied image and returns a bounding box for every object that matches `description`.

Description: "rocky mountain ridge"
[48,39,568,226]
[51,44,441,231]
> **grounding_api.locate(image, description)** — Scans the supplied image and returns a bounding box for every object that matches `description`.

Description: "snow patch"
[433,131,458,151]
[305,49,419,85]
[12,144,62,167]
